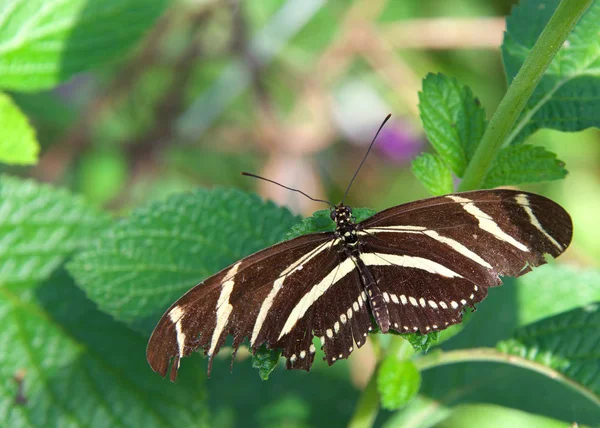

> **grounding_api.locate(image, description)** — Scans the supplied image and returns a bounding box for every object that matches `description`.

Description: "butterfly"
[146,117,572,381]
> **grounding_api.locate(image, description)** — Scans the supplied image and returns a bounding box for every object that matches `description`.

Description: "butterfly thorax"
[332,205,359,245]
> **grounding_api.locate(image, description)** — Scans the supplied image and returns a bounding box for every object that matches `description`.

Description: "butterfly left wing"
[355,189,572,334]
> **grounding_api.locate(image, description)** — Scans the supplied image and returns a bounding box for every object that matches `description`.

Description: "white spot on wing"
[334,322,340,333]
[450,301,459,309]
[448,195,529,252]
[419,297,426,307]
[409,296,418,307]
[310,344,316,353]
[428,300,438,309]
[400,295,407,305]
[391,294,399,304]
[439,301,448,309]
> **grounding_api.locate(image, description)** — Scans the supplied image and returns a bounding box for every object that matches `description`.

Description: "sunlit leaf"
[377,356,421,410]
[0,93,39,165]
[411,153,454,196]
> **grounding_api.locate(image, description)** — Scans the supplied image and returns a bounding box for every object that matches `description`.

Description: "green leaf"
[503,0,600,144]
[438,403,583,428]
[0,93,39,165]
[411,153,454,196]
[382,395,451,428]
[482,144,567,188]
[0,271,208,427]
[418,73,487,176]
[284,207,377,240]
[0,0,168,91]
[514,264,600,327]
[67,188,301,328]
[0,175,109,285]
[403,332,440,354]
[497,305,600,398]
[377,356,421,410]
[252,345,282,381]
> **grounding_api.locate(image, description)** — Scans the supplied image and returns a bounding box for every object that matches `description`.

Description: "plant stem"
[348,369,380,428]
[458,0,592,191]
[414,348,600,407]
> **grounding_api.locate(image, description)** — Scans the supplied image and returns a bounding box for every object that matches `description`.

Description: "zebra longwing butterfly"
[146,122,573,381]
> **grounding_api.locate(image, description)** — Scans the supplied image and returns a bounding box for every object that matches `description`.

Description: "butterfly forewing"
[147,189,572,380]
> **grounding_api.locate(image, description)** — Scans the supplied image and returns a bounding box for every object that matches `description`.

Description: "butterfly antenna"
[241,172,334,207]
[341,114,391,205]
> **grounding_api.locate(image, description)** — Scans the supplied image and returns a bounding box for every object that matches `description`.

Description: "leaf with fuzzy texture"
[67,188,300,329]
[0,175,109,285]
[418,73,487,176]
[497,305,600,399]
[482,145,567,188]
[0,271,208,427]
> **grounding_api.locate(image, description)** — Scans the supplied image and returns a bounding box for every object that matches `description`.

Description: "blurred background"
[5,0,600,425]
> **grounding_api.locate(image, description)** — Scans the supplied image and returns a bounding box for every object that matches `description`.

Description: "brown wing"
[356,189,572,334]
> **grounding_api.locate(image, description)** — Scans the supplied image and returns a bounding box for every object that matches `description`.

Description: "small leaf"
[503,0,600,143]
[514,265,600,327]
[0,93,39,165]
[419,73,487,176]
[403,332,440,354]
[284,207,377,240]
[0,175,109,285]
[482,145,567,188]
[0,271,208,427]
[377,356,421,410]
[411,153,454,196]
[497,305,600,397]
[67,188,300,328]
[0,0,168,91]
[252,345,282,381]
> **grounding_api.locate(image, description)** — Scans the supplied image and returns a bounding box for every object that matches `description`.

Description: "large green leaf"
[0,175,109,285]
[67,188,300,328]
[0,0,168,91]
[0,93,39,165]
[502,0,600,144]
[0,271,208,427]
[497,305,600,400]
[418,73,487,177]
[514,264,600,327]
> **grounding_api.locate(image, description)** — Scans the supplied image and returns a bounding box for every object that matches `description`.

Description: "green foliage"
[0,0,168,91]
[252,345,282,381]
[418,73,487,177]
[0,175,109,285]
[482,144,567,188]
[67,188,300,328]
[0,271,208,427]
[411,153,454,196]
[497,305,600,397]
[0,93,39,165]
[503,0,600,144]
[437,403,580,428]
[514,264,600,327]
[377,356,421,410]
[403,332,441,353]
